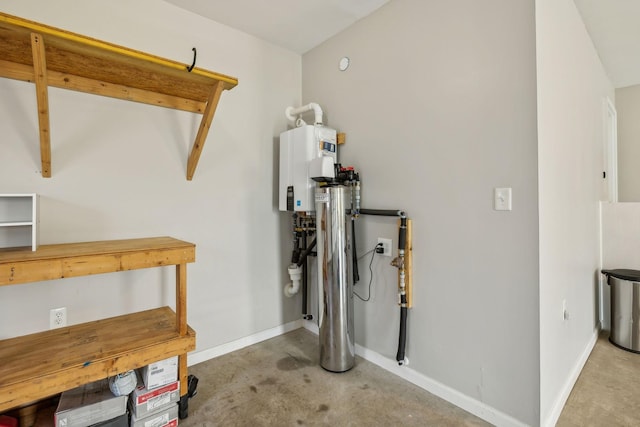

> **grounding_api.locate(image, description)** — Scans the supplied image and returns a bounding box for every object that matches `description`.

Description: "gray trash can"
[602,269,640,353]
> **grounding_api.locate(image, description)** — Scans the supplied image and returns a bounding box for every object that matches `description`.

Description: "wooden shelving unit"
[0,237,196,414]
[0,12,238,180]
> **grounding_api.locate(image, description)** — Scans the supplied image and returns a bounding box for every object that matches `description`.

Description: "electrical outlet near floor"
[50,307,67,329]
[377,238,392,257]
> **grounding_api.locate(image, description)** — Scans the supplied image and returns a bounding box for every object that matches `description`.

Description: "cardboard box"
[130,375,180,418]
[0,415,17,427]
[91,413,128,427]
[141,356,178,390]
[130,403,178,427]
[54,379,127,427]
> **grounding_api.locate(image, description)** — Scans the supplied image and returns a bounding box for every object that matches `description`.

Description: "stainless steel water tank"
[315,185,355,372]
[602,269,640,353]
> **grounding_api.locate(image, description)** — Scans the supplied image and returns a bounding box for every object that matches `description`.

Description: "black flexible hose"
[399,217,407,251]
[396,295,408,365]
[296,238,317,267]
[360,208,404,217]
[352,217,359,284]
[292,237,301,264]
[302,231,308,317]
[291,214,300,264]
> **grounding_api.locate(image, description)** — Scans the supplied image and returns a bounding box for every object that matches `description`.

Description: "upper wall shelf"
[0,12,238,180]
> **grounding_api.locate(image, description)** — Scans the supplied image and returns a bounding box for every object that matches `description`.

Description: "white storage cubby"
[0,194,38,251]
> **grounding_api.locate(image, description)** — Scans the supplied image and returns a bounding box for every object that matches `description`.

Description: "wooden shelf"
[0,307,195,413]
[0,236,196,415]
[0,236,195,286]
[0,12,238,180]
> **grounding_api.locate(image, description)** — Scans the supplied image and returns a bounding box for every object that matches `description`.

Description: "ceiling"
[574,0,640,89]
[163,0,638,89]
[163,0,389,54]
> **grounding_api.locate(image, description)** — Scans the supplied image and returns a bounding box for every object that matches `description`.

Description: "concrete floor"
[181,328,489,426]
[182,328,640,427]
[557,332,640,427]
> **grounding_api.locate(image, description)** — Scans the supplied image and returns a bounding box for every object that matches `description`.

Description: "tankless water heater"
[279,125,337,212]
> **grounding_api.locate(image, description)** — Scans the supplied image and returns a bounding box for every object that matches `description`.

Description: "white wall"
[600,202,640,330]
[0,0,302,355]
[616,84,640,202]
[536,0,614,425]
[303,1,540,425]
[601,203,640,270]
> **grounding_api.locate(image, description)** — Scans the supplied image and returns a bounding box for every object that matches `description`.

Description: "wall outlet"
[377,238,392,257]
[50,307,67,329]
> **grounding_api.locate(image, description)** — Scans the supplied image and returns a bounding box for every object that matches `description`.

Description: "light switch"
[494,187,512,211]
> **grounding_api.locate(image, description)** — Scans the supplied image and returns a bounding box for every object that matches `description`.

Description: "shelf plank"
[0,59,207,114]
[0,237,195,286]
[0,307,196,412]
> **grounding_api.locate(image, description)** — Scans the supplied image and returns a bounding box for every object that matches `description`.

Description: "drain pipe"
[284,237,317,297]
[285,103,323,126]
[284,264,302,297]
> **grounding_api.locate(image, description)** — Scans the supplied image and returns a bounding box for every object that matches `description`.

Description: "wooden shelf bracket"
[30,32,52,178]
[187,81,225,181]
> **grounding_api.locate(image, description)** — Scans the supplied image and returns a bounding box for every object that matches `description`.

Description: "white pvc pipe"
[284,280,300,297]
[285,103,323,125]
[284,264,303,297]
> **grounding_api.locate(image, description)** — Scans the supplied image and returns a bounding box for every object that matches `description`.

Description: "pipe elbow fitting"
[284,281,300,297]
[284,103,324,126]
[284,264,303,297]
[285,106,297,123]
[309,102,323,125]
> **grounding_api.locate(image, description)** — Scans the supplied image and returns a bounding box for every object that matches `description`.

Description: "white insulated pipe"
[285,103,323,125]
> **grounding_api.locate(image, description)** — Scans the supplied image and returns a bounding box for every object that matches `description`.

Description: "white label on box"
[146,393,171,411]
[143,413,169,427]
[142,356,178,390]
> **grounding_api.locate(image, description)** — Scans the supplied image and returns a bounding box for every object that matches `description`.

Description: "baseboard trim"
[303,319,319,334]
[187,319,303,366]
[354,344,528,427]
[302,320,527,427]
[542,327,599,427]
